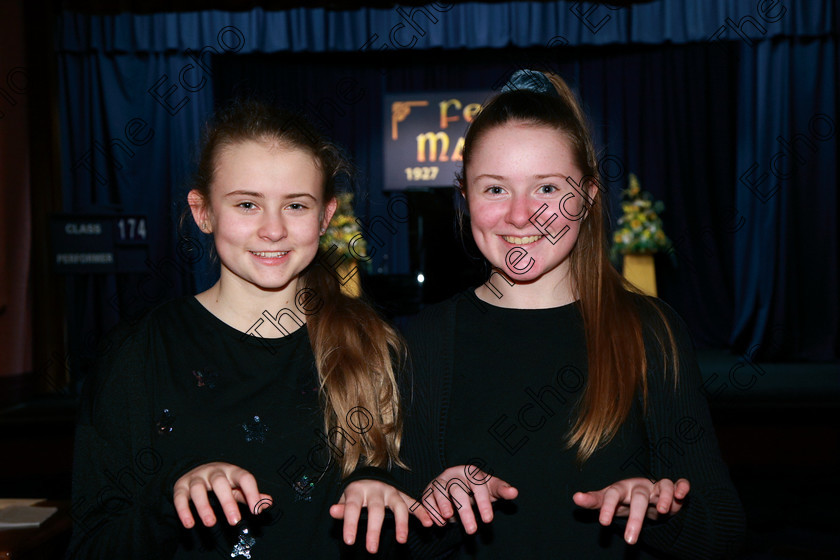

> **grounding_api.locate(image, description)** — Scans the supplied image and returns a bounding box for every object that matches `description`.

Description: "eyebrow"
[224,190,263,198]
[472,173,570,181]
[224,190,317,200]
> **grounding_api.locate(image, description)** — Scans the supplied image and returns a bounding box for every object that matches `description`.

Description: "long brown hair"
[460,74,679,462]
[192,99,405,476]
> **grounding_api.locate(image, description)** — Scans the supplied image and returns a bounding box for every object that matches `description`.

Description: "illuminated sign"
[383,90,491,190]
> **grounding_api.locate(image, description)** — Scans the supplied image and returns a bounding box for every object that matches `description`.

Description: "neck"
[196,275,305,337]
[474,267,576,309]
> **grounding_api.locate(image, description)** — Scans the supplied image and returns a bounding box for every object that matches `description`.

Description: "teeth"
[502,235,542,244]
[251,251,288,258]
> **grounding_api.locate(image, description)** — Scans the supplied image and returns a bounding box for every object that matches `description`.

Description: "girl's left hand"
[329,480,434,554]
[572,477,690,545]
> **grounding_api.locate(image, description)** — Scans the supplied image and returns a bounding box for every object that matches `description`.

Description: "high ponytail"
[460,73,679,463]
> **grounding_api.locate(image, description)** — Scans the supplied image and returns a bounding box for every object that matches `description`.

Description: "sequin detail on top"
[242,415,269,443]
[192,369,218,388]
[291,456,332,503]
[293,474,315,502]
[155,409,175,434]
[230,526,256,559]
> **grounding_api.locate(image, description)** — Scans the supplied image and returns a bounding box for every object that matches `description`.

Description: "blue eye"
[538,184,557,194]
[487,186,504,195]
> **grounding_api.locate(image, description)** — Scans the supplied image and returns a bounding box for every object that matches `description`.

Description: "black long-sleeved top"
[397,290,746,559]
[67,296,381,559]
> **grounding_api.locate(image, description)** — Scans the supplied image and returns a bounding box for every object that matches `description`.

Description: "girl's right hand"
[173,462,273,528]
[421,465,518,534]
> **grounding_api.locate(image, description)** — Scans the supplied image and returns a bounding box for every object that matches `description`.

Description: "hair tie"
[501,69,560,98]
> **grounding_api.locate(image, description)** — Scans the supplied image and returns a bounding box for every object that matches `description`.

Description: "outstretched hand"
[421,465,518,534]
[329,480,433,554]
[573,477,690,544]
[173,462,273,529]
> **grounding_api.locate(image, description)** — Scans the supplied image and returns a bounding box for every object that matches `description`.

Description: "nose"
[258,210,287,242]
[505,193,534,229]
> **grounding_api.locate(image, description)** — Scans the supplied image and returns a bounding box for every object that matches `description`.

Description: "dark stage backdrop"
[56,1,838,385]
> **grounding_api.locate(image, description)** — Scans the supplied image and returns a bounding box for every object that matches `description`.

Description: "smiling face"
[464,121,593,295]
[189,139,336,297]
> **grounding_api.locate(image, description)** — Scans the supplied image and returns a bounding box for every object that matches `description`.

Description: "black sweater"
[67,297,382,559]
[397,290,746,559]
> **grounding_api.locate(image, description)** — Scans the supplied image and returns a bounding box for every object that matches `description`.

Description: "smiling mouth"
[250,251,289,258]
[501,235,543,245]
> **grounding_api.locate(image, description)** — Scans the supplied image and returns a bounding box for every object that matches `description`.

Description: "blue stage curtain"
[58,0,832,52]
[567,42,743,352]
[58,51,215,377]
[731,38,838,360]
[57,1,838,369]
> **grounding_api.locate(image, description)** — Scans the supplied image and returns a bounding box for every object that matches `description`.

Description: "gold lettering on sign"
[392,101,429,140]
[416,131,450,162]
[451,136,466,161]
[439,99,462,129]
[463,103,482,123]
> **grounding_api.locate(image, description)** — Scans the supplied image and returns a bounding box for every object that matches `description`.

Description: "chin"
[494,260,557,284]
[504,272,545,285]
[243,272,296,291]
[267,274,299,287]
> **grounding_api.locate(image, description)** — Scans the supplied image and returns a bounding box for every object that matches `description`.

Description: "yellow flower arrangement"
[320,192,367,259]
[611,173,671,259]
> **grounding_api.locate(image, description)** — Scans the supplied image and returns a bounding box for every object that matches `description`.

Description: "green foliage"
[611,173,672,260]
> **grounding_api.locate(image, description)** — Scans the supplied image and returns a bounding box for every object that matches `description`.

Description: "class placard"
[383,90,491,190]
[50,214,150,274]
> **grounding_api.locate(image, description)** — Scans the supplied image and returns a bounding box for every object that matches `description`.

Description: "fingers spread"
[422,467,520,534]
[573,477,690,545]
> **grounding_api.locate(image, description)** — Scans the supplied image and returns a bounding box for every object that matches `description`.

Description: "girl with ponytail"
[400,71,745,558]
[67,99,431,559]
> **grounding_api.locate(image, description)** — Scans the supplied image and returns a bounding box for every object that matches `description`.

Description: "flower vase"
[622,253,657,297]
[339,260,362,298]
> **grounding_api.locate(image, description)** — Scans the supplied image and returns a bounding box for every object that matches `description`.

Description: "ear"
[582,181,599,221]
[586,181,599,203]
[188,189,212,233]
[320,196,338,233]
[456,181,470,216]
